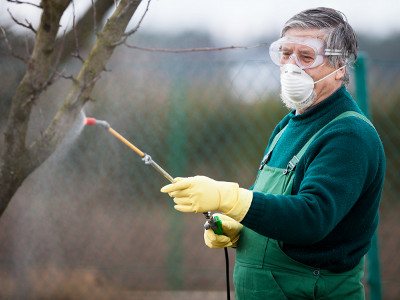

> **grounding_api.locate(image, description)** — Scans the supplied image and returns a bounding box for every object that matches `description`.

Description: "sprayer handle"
[204,215,224,235]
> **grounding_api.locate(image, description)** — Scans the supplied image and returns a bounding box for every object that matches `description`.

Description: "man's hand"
[204,213,243,248]
[161,175,252,221]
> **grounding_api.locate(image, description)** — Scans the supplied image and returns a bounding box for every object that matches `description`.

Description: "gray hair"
[281,7,357,86]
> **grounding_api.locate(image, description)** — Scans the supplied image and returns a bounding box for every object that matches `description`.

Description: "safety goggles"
[269,36,344,69]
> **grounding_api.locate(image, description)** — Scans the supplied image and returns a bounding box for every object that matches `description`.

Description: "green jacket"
[242,86,386,272]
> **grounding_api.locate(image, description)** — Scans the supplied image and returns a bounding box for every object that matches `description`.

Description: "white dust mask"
[280,64,346,111]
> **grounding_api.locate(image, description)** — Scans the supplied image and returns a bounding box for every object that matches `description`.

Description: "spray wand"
[84,117,222,232]
[84,117,175,183]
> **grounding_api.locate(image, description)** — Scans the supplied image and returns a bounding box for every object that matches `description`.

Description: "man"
[161,7,385,299]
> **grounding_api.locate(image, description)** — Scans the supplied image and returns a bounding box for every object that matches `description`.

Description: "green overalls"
[234,112,372,300]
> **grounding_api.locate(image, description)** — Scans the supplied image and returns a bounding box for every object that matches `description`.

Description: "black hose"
[224,247,230,300]
[204,215,231,299]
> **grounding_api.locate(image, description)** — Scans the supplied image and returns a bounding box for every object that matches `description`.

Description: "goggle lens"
[276,44,316,67]
[269,37,329,69]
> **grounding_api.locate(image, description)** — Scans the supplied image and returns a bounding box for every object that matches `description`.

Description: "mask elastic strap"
[314,65,346,84]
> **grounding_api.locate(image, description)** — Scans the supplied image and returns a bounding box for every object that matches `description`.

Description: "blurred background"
[0,1,399,299]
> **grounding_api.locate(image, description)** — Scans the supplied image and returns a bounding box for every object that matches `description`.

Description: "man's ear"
[335,66,346,80]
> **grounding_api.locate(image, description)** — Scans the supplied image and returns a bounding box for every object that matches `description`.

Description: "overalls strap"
[259,125,288,170]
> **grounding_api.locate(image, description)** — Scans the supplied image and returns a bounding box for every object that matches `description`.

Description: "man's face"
[282,28,345,109]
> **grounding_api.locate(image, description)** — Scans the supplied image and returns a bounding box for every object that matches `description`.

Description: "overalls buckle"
[283,155,299,175]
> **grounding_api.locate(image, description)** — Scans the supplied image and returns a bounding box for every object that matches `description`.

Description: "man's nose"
[288,54,299,66]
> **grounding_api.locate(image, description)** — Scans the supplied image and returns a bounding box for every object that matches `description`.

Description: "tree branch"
[7,8,37,33]
[6,0,41,9]
[123,42,269,53]
[70,0,84,62]
[112,0,151,47]
[0,26,28,62]
[124,0,151,36]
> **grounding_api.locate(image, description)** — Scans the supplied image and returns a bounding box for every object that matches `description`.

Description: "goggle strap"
[325,49,344,56]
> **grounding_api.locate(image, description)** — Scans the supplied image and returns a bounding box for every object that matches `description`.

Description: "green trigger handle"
[204,213,224,235]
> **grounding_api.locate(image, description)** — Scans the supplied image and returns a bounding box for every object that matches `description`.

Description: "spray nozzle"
[84,117,110,130]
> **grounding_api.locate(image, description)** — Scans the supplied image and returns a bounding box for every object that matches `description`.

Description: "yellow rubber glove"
[160,175,253,222]
[204,213,243,248]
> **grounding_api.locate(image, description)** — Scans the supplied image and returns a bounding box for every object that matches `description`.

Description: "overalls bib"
[234,112,373,300]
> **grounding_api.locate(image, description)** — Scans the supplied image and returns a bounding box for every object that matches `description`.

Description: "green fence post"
[166,81,188,289]
[354,52,382,300]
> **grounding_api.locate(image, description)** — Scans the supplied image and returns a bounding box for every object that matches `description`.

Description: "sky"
[133,0,400,43]
[1,0,399,44]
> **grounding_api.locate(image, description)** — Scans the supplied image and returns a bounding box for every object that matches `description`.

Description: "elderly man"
[161,7,385,299]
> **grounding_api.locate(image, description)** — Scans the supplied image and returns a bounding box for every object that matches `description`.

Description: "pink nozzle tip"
[85,117,97,126]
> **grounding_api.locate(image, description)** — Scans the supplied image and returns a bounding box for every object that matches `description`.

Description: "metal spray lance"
[84,117,174,183]
[84,117,222,233]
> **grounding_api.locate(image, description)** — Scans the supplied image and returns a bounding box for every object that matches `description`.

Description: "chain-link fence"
[0,46,399,299]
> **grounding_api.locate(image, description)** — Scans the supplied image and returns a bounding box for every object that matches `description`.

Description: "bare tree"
[0,0,143,216]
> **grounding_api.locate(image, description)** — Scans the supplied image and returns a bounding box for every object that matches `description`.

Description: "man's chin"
[280,90,317,112]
